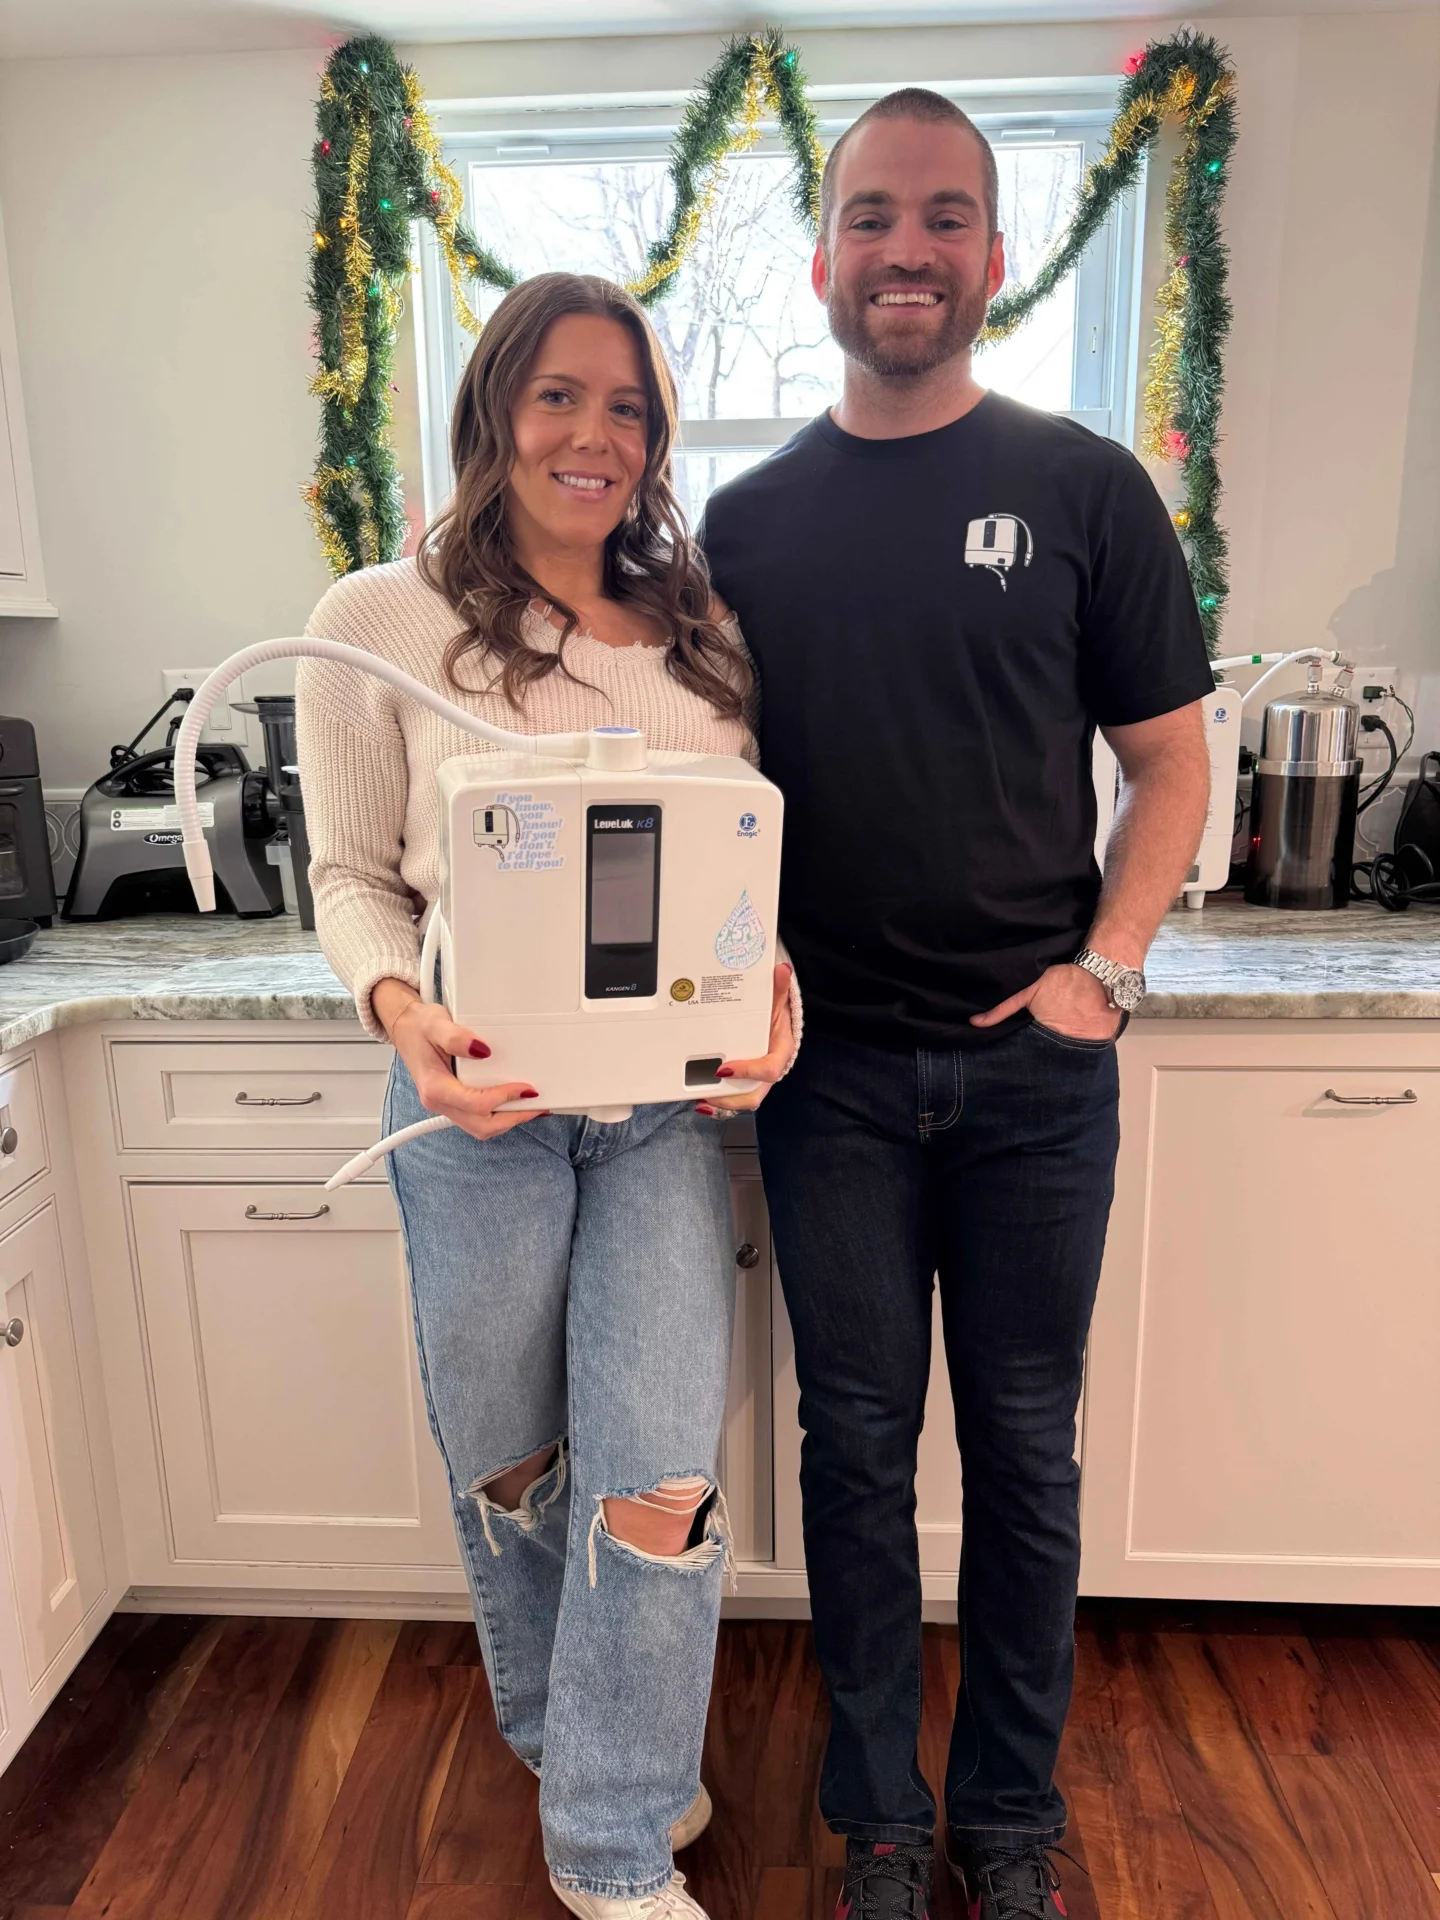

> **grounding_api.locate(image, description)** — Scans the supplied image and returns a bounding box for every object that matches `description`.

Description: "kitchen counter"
[0,898,1434,1054]
[1140,896,1440,1018]
[0,915,345,1051]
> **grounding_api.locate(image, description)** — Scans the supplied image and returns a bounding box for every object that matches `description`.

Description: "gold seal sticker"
[670,977,696,1002]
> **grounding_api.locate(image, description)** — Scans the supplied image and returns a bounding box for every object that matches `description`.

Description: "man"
[701,90,1212,1920]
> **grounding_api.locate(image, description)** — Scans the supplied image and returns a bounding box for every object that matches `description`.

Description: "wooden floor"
[0,1602,1438,1919]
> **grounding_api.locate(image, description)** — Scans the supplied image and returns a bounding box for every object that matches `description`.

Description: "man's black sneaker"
[949,1843,1069,1920]
[836,1839,934,1919]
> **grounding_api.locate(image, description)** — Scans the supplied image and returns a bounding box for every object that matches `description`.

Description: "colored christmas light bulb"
[1174,510,1190,528]
[1206,159,1223,174]
[379,198,391,209]
[1199,594,1219,611]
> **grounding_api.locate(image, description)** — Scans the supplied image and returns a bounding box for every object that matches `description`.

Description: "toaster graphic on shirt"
[964,513,1035,589]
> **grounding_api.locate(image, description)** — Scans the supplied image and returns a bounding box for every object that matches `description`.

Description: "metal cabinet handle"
[1322,1088,1418,1106]
[2,1318,22,1347]
[244,1202,330,1221]
[735,1242,761,1269]
[0,1126,16,1156]
[235,1091,322,1107]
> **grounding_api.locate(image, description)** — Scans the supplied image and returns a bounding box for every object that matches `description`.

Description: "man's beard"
[826,264,989,379]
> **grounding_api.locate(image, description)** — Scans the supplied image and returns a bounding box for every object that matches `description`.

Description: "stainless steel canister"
[1244,691,1362,909]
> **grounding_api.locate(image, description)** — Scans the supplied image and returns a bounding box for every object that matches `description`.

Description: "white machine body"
[1181,686,1244,905]
[437,747,783,1113]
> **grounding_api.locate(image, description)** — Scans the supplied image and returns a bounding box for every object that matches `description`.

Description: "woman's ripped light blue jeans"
[384,1056,735,1900]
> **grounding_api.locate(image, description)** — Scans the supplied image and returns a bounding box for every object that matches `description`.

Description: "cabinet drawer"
[0,1054,48,1206]
[110,1041,392,1152]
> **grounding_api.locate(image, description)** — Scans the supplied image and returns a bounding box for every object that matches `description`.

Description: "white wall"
[0,48,333,785]
[0,13,1438,785]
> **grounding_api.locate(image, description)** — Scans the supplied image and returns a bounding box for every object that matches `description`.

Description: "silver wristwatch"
[1073,948,1147,1013]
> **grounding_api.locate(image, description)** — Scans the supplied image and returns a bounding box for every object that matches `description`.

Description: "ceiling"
[0,0,1432,61]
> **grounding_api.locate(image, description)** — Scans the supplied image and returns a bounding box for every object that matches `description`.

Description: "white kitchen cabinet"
[1081,1022,1440,1605]
[0,1200,107,1687]
[0,195,53,618]
[125,1179,459,1574]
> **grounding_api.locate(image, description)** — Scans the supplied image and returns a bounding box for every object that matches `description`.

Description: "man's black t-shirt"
[699,393,1214,1048]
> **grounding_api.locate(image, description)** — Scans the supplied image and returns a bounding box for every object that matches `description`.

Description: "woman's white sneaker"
[549,1869,709,1917]
[669,1784,712,1851]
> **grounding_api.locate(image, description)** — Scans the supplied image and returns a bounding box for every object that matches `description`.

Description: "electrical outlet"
[161,668,251,750]
[1349,663,1397,706]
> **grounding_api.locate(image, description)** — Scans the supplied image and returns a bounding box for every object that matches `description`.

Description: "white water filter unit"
[435,734,782,1118]
[173,640,783,1183]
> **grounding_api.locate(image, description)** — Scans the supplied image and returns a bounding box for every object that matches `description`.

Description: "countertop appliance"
[1245,674,1361,909]
[173,637,783,1184]
[234,695,314,929]
[0,716,56,927]
[65,692,283,921]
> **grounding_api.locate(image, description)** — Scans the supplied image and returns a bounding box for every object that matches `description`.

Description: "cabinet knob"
[735,1242,761,1269]
[0,1126,17,1156]
[2,1318,23,1347]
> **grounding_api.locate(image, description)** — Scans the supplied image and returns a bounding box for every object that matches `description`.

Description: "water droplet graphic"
[715,890,766,971]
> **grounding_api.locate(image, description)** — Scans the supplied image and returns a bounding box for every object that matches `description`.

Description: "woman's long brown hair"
[418,272,749,720]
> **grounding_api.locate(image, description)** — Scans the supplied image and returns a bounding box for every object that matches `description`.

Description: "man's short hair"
[819,88,999,243]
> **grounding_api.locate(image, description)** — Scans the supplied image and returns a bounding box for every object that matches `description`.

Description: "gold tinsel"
[304,466,381,576]
[979,61,1224,457]
[1141,68,1234,458]
[403,72,485,336]
[979,69,1196,350]
[310,108,374,407]
[624,35,780,301]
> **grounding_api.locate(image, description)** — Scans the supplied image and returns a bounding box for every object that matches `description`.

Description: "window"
[412,87,1144,523]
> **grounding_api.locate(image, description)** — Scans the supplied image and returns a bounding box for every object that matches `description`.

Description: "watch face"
[1111,971,1146,1012]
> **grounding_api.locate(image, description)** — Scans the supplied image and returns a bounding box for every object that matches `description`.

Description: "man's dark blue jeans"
[755,1015,1121,1851]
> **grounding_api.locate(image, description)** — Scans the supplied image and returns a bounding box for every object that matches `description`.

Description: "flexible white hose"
[174,636,590,911]
[1239,648,1342,712]
[325,1115,451,1191]
[1211,652,1290,672]
[326,905,459,1189]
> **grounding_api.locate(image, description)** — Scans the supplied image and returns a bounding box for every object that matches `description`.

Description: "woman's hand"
[702,963,795,1115]
[375,980,546,1141]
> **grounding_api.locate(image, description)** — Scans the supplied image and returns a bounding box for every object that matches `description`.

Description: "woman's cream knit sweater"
[295,557,759,1039]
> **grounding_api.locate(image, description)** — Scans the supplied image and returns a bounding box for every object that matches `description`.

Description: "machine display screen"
[585,805,661,998]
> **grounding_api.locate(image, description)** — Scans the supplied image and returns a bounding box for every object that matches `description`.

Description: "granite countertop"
[0,898,1433,1055]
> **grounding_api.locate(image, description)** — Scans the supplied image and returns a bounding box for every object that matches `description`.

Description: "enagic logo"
[964,513,1035,590]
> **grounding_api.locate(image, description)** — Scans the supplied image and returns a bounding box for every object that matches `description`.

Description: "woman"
[296,273,795,1920]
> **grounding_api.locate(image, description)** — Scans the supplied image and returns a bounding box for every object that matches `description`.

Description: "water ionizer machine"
[173,638,783,1184]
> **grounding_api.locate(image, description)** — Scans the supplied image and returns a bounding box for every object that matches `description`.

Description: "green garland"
[984,31,1236,651]
[305,36,511,577]
[305,28,1236,650]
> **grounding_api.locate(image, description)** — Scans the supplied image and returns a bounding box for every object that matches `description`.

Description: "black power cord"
[1353,845,1440,910]
[1356,713,1399,813]
[108,687,194,772]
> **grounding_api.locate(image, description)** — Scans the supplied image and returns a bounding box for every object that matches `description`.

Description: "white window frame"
[412,82,1146,521]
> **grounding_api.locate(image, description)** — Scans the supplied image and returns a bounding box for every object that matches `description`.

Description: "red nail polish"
[468,1039,491,1058]
[695,1102,717,1116]
[715,1067,735,1078]
[519,1088,540,1100]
